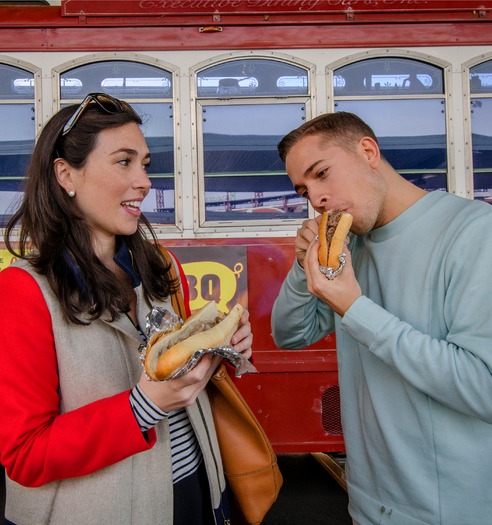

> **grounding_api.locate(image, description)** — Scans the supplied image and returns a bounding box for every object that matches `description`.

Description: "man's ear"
[53,158,76,194]
[359,137,380,169]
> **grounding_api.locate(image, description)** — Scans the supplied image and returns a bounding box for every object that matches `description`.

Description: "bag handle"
[157,244,188,322]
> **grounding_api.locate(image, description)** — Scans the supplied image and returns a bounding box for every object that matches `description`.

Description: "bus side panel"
[241,241,344,453]
[231,369,344,453]
[0,238,344,452]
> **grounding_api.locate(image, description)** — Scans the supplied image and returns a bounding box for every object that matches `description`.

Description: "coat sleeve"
[0,267,157,488]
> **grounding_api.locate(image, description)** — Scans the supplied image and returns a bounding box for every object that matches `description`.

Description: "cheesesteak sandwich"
[144,300,244,381]
[318,209,353,279]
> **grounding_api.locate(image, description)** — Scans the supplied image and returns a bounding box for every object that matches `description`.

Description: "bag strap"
[157,244,189,322]
[159,244,229,380]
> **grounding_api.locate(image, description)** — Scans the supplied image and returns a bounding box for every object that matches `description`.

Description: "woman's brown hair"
[5,99,178,324]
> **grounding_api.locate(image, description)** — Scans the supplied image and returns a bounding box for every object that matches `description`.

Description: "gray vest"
[6,261,225,525]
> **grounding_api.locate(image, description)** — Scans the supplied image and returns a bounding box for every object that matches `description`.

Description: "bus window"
[0,61,36,227]
[194,56,312,226]
[332,56,448,193]
[197,58,309,98]
[59,59,176,226]
[334,57,443,96]
[470,60,492,203]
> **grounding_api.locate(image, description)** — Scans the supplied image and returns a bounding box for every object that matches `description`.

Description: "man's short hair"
[278,111,378,162]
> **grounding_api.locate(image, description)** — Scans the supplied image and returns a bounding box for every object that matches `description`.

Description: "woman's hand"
[137,308,253,412]
[137,352,222,413]
[230,308,253,360]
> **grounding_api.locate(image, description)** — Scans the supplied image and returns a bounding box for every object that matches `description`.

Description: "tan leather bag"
[159,244,283,524]
[208,363,283,525]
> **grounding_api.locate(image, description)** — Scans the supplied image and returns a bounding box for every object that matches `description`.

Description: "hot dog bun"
[144,301,244,381]
[318,209,353,271]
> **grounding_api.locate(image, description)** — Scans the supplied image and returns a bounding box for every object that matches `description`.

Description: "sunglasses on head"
[61,92,138,137]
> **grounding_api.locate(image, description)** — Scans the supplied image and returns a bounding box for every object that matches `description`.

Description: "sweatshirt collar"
[367,191,444,243]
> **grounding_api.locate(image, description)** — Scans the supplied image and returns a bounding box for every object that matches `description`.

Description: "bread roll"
[144,301,243,381]
[318,209,353,272]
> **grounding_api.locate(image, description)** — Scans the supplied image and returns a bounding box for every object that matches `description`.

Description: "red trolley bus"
[0,1,491,464]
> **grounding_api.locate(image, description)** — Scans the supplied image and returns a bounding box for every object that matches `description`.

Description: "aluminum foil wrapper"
[319,252,347,280]
[141,307,257,380]
[146,306,183,339]
[167,346,257,379]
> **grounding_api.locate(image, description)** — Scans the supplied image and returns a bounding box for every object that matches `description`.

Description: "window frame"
[191,51,315,234]
[462,53,492,202]
[0,55,41,234]
[327,49,454,195]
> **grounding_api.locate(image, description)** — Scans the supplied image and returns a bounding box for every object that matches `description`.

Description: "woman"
[0,93,253,525]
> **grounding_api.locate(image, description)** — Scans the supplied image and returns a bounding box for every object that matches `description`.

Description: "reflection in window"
[470,61,492,202]
[335,99,447,192]
[132,103,175,224]
[60,61,173,99]
[101,77,172,94]
[200,103,307,222]
[0,63,36,225]
[60,60,175,224]
[197,58,309,97]
[470,60,492,94]
[334,57,443,96]
[333,56,447,193]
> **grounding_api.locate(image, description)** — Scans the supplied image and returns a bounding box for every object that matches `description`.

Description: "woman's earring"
[68,190,75,197]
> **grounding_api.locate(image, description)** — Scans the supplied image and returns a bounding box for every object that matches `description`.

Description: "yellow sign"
[0,249,18,271]
[183,260,244,313]
[172,246,248,314]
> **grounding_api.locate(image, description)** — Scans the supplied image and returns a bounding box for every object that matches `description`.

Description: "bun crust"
[144,301,244,381]
[318,210,353,270]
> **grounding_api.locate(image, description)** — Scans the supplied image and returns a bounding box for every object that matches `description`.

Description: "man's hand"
[295,217,321,268]
[304,235,362,317]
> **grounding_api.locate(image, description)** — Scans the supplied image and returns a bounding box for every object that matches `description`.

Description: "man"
[271,112,492,525]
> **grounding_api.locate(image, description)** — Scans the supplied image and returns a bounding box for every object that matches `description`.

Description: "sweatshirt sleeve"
[271,260,335,349]
[0,267,157,488]
[341,210,492,424]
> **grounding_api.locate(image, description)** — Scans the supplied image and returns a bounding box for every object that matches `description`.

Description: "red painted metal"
[59,0,492,18]
[230,369,345,453]
[0,23,491,52]
[0,3,492,51]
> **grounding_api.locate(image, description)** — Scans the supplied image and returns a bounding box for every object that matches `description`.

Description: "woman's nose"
[135,168,152,191]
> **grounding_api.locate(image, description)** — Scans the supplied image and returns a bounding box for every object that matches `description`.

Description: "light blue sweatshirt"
[271,191,492,525]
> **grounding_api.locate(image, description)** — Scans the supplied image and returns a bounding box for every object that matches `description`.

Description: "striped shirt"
[130,384,203,483]
[129,318,203,484]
